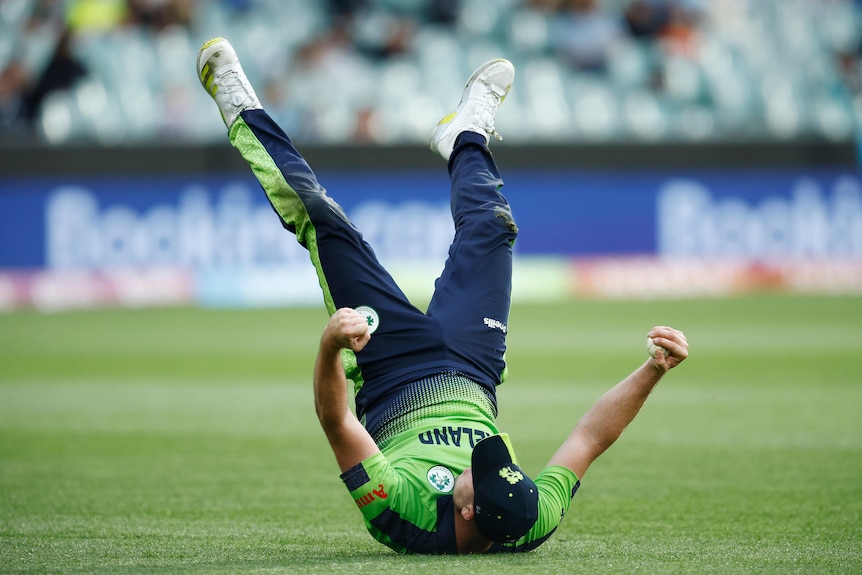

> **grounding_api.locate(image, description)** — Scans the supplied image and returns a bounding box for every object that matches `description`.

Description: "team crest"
[426,466,454,493]
[499,466,524,485]
[354,306,380,334]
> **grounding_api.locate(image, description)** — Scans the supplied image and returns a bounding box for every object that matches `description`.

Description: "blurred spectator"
[427,0,459,25]
[68,0,195,32]
[330,0,460,62]
[26,0,66,27]
[219,0,256,13]
[0,3,88,137]
[551,0,623,72]
[293,22,358,75]
[657,0,704,58]
[0,60,30,133]
[623,0,670,39]
[0,1,67,136]
[3,0,861,143]
[125,0,193,31]
[277,19,374,141]
[833,5,862,95]
[524,0,562,12]
[351,8,417,60]
[66,0,129,32]
[19,28,88,124]
[837,50,862,94]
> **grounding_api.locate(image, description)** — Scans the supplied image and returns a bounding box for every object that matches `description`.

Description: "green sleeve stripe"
[228,117,364,391]
[228,117,335,314]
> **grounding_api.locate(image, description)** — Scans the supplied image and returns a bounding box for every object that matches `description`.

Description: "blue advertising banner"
[2,168,861,270]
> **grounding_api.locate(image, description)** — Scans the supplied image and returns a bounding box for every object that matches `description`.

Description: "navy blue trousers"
[234,110,518,422]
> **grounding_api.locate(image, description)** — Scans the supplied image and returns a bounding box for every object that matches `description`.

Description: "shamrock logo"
[499,466,524,485]
[354,306,380,334]
[426,465,454,493]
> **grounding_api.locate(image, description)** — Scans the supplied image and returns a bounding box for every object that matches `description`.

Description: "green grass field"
[1,296,860,574]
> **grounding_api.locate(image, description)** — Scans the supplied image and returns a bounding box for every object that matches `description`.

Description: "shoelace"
[477,84,507,142]
[217,69,251,104]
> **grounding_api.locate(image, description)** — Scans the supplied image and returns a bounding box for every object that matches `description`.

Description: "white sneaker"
[196,37,262,129]
[430,59,515,161]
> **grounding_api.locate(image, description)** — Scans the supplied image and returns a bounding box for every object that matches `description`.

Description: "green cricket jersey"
[340,372,580,554]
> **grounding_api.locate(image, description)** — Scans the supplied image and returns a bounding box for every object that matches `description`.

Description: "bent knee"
[492,204,518,237]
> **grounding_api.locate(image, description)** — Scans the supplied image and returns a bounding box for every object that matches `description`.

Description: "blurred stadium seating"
[1,0,860,146]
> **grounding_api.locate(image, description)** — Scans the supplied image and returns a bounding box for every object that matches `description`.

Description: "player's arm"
[546,326,688,480]
[314,308,380,472]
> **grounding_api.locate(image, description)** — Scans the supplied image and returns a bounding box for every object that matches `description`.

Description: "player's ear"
[460,503,475,521]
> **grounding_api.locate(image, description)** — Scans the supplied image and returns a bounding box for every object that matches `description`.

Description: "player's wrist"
[319,330,346,356]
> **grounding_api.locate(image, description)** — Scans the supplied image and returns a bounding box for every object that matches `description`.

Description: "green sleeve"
[497,465,580,552]
[341,449,459,554]
[341,452,399,520]
[340,451,406,552]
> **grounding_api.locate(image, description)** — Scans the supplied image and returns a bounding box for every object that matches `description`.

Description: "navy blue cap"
[472,433,538,542]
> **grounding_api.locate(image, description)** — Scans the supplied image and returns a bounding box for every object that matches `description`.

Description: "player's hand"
[648,326,688,373]
[322,308,372,353]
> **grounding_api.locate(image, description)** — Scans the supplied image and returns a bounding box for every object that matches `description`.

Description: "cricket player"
[197,37,689,554]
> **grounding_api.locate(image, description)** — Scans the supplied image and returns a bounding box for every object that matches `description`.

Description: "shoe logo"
[426,465,455,493]
[354,306,380,335]
[200,64,217,96]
